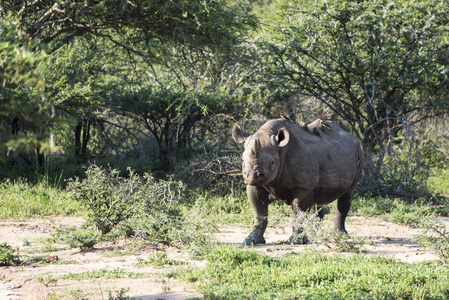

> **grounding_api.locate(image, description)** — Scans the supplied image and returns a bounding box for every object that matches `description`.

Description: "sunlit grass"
[0,179,84,219]
[427,168,449,196]
[181,245,449,300]
[59,268,151,280]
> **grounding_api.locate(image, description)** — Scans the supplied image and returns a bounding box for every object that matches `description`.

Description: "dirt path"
[0,216,447,299]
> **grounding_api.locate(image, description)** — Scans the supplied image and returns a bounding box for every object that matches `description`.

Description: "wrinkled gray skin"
[232,118,363,245]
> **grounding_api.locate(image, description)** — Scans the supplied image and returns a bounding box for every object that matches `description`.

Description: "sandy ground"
[0,215,448,300]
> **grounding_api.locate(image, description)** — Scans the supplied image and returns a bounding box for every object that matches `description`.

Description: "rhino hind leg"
[289,229,309,245]
[334,191,353,234]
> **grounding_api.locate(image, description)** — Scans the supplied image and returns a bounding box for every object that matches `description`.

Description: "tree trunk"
[75,119,91,159]
[74,120,82,157]
[82,119,91,154]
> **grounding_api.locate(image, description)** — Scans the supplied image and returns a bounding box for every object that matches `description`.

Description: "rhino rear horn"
[232,123,251,144]
[251,138,261,158]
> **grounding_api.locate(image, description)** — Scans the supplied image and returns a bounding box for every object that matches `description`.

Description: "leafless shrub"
[358,115,431,200]
[175,151,244,196]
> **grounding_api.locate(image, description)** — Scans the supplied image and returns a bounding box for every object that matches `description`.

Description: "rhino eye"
[271,161,275,169]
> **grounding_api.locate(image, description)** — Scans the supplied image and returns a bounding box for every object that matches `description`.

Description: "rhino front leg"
[244,185,269,245]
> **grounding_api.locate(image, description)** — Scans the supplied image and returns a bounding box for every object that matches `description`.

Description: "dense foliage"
[0,15,49,162]
[0,0,448,202]
[263,0,449,153]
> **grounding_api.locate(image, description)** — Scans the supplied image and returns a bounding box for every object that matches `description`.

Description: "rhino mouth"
[246,179,265,186]
[244,171,267,186]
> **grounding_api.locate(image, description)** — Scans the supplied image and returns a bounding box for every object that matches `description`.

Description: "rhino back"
[263,119,362,198]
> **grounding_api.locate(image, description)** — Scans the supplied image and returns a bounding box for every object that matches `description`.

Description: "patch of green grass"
[59,268,151,280]
[188,191,296,228]
[189,192,252,224]
[427,168,449,196]
[0,179,84,219]
[352,195,448,221]
[389,201,429,227]
[48,288,87,300]
[39,244,66,252]
[351,195,394,216]
[181,245,449,299]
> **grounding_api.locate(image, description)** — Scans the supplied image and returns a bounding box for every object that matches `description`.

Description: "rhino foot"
[289,234,309,245]
[243,229,266,245]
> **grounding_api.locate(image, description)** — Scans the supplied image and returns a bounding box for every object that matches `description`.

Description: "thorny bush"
[175,151,244,196]
[67,165,193,245]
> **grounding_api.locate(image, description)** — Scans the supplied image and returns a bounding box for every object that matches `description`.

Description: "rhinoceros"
[232,118,363,245]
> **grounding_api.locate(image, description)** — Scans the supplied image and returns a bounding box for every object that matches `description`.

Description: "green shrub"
[67,164,214,251]
[359,144,430,199]
[421,146,448,169]
[0,242,20,266]
[67,165,185,235]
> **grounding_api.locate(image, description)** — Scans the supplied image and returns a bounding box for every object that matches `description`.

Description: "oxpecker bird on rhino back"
[232,118,363,245]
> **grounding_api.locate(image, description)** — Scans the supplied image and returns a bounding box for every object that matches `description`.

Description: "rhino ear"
[276,128,289,147]
[232,123,251,144]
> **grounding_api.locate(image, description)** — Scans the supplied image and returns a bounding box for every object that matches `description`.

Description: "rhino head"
[232,123,289,186]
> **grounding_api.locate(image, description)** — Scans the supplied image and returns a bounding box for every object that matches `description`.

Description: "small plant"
[37,274,58,287]
[413,218,449,264]
[0,242,20,266]
[134,251,185,268]
[108,288,131,300]
[292,211,366,253]
[162,285,171,293]
[49,226,102,251]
